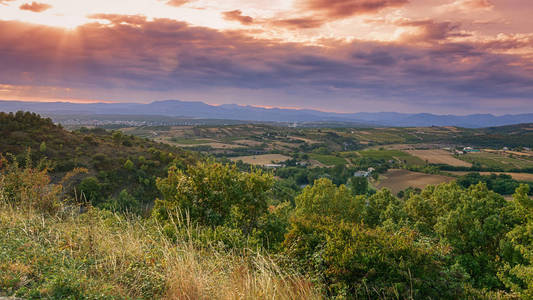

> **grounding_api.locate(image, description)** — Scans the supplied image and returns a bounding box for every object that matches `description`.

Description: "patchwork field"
[406,149,472,167]
[375,169,455,194]
[459,152,533,170]
[309,154,347,166]
[359,149,425,166]
[229,154,291,165]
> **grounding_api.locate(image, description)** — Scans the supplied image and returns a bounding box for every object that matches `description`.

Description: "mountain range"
[1,100,532,128]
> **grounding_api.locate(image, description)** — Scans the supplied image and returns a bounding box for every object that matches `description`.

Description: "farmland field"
[309,154,347,166]
[229,154,291,165]
[359,149,425,166]
[458,152,533,170]
[375,169,455,194]
[169,137,212,145]
[406,149,472,167]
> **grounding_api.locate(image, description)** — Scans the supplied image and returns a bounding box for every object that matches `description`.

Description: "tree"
[153,161,274,234]
[283,214,465,298]
[434,183,512,289]
[78,177,102,205]
[39,141,47,153]
[499,184,533,298]
[293,178,360,223]
[348,176,368,195]
[362,188,406,229]
[123,159,134,171]
[104,189,140,214]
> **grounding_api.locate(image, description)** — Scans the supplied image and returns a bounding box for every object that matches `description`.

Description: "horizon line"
[0,98,532,117]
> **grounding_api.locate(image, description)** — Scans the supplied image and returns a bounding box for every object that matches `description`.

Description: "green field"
[352,131,408,144]
[309,154,347,166]
[459,152,533,170]
[358,149,425,166]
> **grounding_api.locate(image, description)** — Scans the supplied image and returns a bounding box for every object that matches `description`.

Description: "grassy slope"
[0,113,199,204]
[0,205,319,299]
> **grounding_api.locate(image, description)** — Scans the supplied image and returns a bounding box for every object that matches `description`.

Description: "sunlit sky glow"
[0,0,532,114]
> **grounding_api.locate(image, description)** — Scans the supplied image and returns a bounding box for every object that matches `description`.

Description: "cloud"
[438,0,494,13]
[396,20,470,42]
[0,16,531,113]
[271,17,325,29]
[0,0,14,5]
[164,0,190,7]
[89,14,148,25]
[268,0,409,29]
[301,0,409,18]
[222,10,254,25]
[19,1,52,12]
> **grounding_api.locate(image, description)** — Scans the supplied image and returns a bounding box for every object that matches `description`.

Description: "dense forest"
[3,112,533,299]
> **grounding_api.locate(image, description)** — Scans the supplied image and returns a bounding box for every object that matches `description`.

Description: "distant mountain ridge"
[1,99,532,128]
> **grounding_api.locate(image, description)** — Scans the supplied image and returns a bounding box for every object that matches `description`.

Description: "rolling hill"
[1,99,532,128]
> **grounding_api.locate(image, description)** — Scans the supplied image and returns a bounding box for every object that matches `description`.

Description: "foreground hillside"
[0,204,317,299]
[4,112,533,299]
[2,148,533,299]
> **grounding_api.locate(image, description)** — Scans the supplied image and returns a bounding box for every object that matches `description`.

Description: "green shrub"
[153,161,274,235]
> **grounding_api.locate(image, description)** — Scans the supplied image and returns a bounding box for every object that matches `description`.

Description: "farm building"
[354,171,369,177]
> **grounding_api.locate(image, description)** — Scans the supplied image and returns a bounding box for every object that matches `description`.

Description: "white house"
[354,171,369,177]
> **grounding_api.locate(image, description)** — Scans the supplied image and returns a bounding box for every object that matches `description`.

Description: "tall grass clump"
[0,153,320,299]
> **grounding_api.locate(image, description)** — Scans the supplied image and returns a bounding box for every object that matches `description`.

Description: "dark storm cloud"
[0,15,532,108]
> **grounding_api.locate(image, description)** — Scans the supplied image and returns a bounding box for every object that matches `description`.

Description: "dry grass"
[0,203,319,299]
[1,156,317,300]
[406,150,472,167]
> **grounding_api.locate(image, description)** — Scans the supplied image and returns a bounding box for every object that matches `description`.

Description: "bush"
[78,177,103,205]
[0,154,61,214]
[153,161,274,234]
[284,216,465,298]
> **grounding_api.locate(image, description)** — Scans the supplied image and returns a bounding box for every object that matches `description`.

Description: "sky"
[0,0,532,114]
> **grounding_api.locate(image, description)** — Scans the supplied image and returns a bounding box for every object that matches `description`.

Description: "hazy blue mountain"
[1,99,532,128]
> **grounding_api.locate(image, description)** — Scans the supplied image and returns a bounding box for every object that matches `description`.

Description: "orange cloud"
[165,0,189,7]
[396,20,470,42]
[223,10,254,25]
[89,13,147,25]
[19,2,52,12]
[438,0,494,13]
[270,0,409,29]
[271,17,324,29]
[301,0,409,18]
